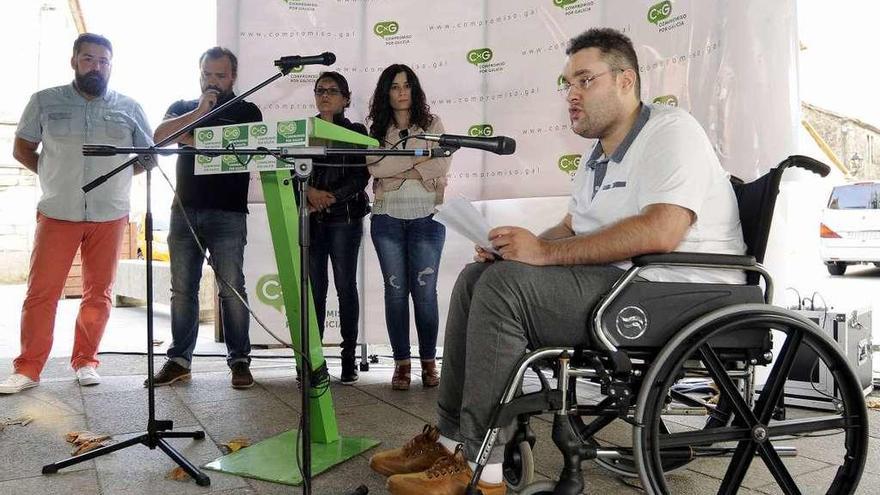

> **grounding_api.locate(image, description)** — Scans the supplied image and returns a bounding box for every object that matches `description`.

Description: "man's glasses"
[560,68,623,93]
[314,88,343,96]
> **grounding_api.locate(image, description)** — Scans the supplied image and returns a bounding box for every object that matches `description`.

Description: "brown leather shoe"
[231,362,254,389]
[386,445,506,495]
[421,359,439,388]
[392,360,411,391]
[369,424,451,477]
[145,360,191,387]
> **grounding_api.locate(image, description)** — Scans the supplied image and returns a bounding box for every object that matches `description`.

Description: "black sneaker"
[231,362,254,389]
[340,359,358,385]
[146,361,191,387]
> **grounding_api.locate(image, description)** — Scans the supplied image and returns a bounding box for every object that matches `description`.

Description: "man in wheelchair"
[370,27,867,495]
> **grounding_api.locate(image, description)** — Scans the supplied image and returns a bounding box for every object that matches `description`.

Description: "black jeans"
[309,217,363,361]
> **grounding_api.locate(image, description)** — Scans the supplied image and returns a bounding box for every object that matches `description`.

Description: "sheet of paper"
[434,198,499,255]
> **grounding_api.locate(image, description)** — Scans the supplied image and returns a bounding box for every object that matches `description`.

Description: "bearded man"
[1,33,153,394]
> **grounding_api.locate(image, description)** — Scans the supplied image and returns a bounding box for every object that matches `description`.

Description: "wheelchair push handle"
[781,154,831,177]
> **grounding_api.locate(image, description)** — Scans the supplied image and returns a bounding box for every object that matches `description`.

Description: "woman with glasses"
[367,64,450,390]
[305,71,370,385]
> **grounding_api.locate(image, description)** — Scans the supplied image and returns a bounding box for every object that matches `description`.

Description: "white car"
[819,181,880,275]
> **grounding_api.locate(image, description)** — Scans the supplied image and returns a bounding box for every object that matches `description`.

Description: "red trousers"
[14,213,127,380]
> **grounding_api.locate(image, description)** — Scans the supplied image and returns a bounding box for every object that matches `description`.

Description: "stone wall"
[0,124,39,283]
[802,102,880,179]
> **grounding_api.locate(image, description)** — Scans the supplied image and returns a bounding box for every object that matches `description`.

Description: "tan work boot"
[369,424,451,477]
[386,445,506,495]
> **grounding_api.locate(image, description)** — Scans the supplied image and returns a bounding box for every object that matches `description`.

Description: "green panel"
[260,168,339,444]
[309,117,380,147]
[203,430,380,486]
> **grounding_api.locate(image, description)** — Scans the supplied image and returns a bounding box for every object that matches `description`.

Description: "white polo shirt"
[568,104,746,284]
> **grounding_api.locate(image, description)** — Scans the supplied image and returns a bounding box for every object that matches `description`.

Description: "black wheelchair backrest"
[731,155,830,281]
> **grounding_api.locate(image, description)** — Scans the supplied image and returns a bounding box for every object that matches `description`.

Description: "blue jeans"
[370,213,445,361]
[309,217,363,361]
[167,206,250,368]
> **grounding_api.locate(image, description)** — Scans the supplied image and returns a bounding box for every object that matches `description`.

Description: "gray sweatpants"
[436,261,625,463]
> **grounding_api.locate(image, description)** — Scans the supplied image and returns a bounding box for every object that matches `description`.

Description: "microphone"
[419,134,516,155]
[274,52,336,70]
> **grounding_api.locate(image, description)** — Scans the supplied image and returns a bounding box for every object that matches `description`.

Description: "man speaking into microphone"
[148,47,263,389]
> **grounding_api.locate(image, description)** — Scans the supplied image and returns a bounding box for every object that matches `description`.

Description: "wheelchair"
[465,156,869,494]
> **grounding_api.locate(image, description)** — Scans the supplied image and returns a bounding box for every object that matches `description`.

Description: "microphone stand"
[75,143,457,495]
[40,60,326,489]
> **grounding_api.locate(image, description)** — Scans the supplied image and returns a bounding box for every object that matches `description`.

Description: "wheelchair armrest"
[632,252,757,268]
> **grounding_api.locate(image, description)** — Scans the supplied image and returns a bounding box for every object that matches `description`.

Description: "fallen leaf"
[4,416,34,427]
[65,430,112,455]
[152,340,164,347]
[867,397,880,409]
[221,437,251,453]
[166,466,191,481]
[73,439,108,456]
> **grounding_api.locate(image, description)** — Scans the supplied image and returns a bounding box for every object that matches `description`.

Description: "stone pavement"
[0,285,879,494]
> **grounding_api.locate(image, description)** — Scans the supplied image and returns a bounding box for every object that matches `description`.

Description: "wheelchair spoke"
[767,415,850,437]
[755,329,803,424]
[718,440,757,495]
[699,344,757,427]
[758,440,802,495]
[658,426,751,449]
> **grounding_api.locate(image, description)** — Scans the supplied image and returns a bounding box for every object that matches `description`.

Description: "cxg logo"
[557,74,568,94]
[250,124,268,137]
[557,154,581,174]
[553,0,578,7]
[467,48,493,65]
[647,0,672,24]
[652,95,679,107]
[616,306,648,340]
[278,121,298,138]
[374,21,399,38]
[196,155,213,165]
[196,129,213,142]
[289,65,304,73]
[223,127,241,141]
[468,124,494,137]
[256,274,285,313]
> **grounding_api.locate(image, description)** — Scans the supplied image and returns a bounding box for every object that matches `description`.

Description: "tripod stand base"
[204,429,379,486]
[42,429,210,487]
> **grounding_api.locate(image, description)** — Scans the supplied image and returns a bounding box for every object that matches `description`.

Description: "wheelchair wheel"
[634,305,869,494]
[503,440,536,492]
[517,480,556,495]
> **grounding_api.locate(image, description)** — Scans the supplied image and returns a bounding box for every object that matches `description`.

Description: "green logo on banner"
[197,129,214,142]
[222,125,248,147]
[290,65,304,73]
[374,21,399,38]
[223,127,241,141]
[652,95,679,107]
[648,0,672,24]
[256,274,285,313]
[468,124,494,137]
[558,154,582,173]
[553,0,578,7]
[250,124,268,137]
[196,154,212,164]
[557,74,567,89]
[277,121,298,140]
[467,48,493,65]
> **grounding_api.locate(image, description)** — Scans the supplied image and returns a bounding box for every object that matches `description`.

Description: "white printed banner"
[218,0,799,347]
